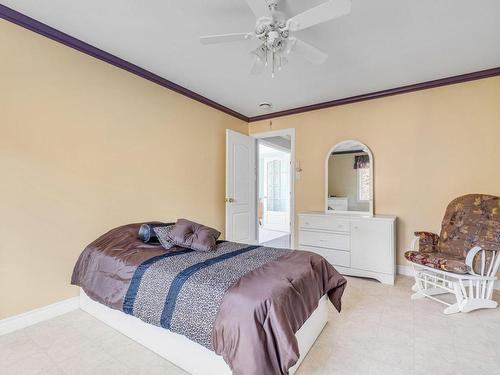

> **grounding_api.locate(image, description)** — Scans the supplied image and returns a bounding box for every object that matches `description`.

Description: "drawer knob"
[353,226,359,230]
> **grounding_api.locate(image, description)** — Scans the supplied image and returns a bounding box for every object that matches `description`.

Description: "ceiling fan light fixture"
[200,0,352,77]
[251,45,266,62]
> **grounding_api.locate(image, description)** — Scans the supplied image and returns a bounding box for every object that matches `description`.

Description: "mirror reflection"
[327,142,371,213]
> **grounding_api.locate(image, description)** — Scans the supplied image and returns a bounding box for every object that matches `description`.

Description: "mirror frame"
[324,140,374,216]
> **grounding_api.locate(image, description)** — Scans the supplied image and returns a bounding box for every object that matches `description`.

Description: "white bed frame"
[80,289,328,375]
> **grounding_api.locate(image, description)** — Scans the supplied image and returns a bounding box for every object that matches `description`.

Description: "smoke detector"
[259,102,273,110]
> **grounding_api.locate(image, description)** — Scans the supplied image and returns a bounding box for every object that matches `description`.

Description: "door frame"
[252,128,296,247]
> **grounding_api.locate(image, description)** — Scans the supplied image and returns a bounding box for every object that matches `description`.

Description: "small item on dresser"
[168,218,221,252]
[138,222,173,243]
[153,225,176,249]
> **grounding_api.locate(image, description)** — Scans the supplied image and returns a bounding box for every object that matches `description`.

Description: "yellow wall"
[250,76,500,267]
[0,21,246,319]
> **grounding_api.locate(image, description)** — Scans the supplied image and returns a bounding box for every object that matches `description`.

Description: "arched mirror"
[325,140,373,216]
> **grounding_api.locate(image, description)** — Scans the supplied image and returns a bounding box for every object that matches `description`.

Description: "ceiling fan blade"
[200,32,254,45]
[288,37,328,65]
[244,0,271,17]
[287,0,351,32]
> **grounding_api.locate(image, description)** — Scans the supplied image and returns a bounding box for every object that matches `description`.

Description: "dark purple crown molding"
[0,4,249,122]
[248,66,500,122]
[2,4,499,125]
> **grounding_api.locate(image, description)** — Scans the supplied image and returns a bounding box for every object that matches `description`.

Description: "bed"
[72,223,346,375]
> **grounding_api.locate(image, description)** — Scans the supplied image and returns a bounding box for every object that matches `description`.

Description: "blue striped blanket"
[122,241,289,348]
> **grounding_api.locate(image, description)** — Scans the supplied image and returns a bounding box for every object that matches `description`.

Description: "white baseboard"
[397,264,500,291]
[0,297,80,336]
[397,264,414,277]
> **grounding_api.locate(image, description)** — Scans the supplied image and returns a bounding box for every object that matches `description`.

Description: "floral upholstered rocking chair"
[405,194,500,314]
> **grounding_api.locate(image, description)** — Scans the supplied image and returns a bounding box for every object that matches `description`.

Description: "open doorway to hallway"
[257,134,292,248]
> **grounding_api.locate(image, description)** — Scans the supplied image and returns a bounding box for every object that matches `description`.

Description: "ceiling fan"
[200,0,351,77]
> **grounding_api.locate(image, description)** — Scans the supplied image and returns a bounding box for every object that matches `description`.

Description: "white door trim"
[252,128,296,248]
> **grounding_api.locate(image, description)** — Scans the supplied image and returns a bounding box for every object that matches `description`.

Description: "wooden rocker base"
[407,239,499,315]
[411,287,449,300]
[409,262,499,315]
[412,287,498,315]
[444,299,499,314]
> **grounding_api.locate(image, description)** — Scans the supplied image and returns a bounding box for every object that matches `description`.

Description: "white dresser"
[298,212,396,285]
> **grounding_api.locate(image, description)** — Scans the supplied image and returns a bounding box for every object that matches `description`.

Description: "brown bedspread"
[213,251,346,375]
[71,223,166,310]
[71,223,346,375]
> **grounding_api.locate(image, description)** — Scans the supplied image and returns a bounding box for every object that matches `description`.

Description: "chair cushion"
[439,194,500,257]
[404,250,470,274]
[414,231,440,253]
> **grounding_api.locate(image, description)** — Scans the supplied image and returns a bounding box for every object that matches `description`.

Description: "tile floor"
[1,276,499,375]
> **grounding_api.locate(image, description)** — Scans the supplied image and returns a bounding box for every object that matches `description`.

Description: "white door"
[225,130,256,244]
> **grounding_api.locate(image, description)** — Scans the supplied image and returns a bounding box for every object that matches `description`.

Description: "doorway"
[255,130,294,248]
[225,128,295,248]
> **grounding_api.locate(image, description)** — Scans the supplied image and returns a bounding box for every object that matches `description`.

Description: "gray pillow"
[153,225,176,250]
[167,219,221,252]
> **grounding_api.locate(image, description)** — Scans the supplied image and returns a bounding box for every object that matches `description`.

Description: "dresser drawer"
[299,215,349,233]
[299,245,350,267]
[299,230,350,251]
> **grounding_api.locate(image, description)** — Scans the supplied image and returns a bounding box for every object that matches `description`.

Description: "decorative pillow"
[153,225,176,250]
[138,222,173,243]
[168,219,221,252]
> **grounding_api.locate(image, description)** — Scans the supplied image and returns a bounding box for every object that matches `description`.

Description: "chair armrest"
[465,246,500,277]
[413,231,440,253]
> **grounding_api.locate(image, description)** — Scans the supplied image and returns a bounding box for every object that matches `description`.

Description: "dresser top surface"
[299,211,397,221]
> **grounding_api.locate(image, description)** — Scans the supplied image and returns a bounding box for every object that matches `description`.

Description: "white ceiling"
[3,0,500,117]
